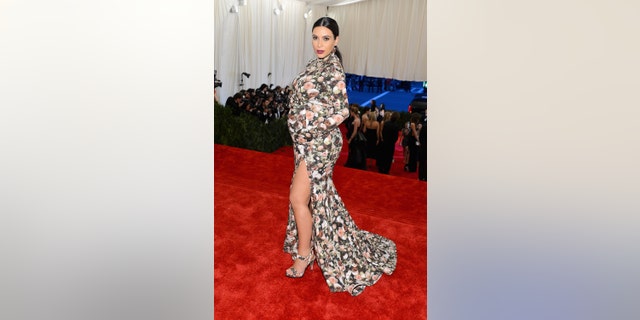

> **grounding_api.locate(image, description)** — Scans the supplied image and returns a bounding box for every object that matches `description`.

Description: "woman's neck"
[319,52,333,61]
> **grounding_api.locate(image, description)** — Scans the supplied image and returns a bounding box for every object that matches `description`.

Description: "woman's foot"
[285,249,315,278]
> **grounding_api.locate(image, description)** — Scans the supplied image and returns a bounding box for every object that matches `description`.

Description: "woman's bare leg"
[286,160,313,276]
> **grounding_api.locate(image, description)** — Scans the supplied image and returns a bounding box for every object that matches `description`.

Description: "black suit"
[418,118,427,181]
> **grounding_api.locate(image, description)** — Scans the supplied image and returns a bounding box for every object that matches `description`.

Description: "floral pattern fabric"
[284,53,397,296]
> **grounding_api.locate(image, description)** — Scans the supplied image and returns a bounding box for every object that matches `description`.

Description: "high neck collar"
[318,52,335,62]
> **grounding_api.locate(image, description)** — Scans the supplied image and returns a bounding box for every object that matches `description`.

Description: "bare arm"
[361,116,368,132]
[411,123,420,145]
[348,117,360,143]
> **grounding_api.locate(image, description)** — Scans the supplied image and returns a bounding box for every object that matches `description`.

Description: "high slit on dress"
[283,52,397,296]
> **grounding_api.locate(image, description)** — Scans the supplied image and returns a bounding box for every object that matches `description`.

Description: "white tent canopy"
[214,0,427,102]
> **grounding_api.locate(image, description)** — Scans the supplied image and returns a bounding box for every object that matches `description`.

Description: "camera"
[214,70,222,88]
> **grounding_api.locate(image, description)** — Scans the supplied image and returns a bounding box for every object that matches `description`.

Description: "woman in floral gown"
[283,17,397,297]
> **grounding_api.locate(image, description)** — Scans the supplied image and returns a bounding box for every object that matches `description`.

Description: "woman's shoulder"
[324,54,344,73]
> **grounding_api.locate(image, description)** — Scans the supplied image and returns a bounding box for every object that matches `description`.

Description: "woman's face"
[312,26,339,59]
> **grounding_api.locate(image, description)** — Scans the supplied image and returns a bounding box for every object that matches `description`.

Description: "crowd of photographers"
[223,84,292,124]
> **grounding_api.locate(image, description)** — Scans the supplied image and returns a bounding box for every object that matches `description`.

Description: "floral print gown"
[284,53,397,296]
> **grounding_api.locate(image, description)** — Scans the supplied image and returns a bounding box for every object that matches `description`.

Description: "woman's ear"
[335,36,340,47]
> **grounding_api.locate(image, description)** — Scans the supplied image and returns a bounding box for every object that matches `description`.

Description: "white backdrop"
[214,0,427,103]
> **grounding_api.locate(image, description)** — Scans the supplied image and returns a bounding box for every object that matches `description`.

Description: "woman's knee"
[290,187,309,208]
[289,195,303,209]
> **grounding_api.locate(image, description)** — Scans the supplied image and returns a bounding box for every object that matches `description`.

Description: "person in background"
[406,112,421,172]
[402,118,411,171]
[369,99,377,114]
[377,111,400,174]
[224,93,244,116]
[377,103,385,122]
[360,108,369,127]
[362,107,380,161]
[418,111,427,181]
[344,104,367,170]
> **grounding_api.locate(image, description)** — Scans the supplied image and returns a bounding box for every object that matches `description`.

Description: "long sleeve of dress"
[301,65,349,134]
[288,57,349,142]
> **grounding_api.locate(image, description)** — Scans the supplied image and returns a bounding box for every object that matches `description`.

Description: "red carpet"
[214,144,427,319]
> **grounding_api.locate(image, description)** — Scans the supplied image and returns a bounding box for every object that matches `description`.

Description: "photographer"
[214,70,222,103]
[225,93,244,116]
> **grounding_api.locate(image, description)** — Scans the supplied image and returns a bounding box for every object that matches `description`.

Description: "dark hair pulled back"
[313,17,343,66]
